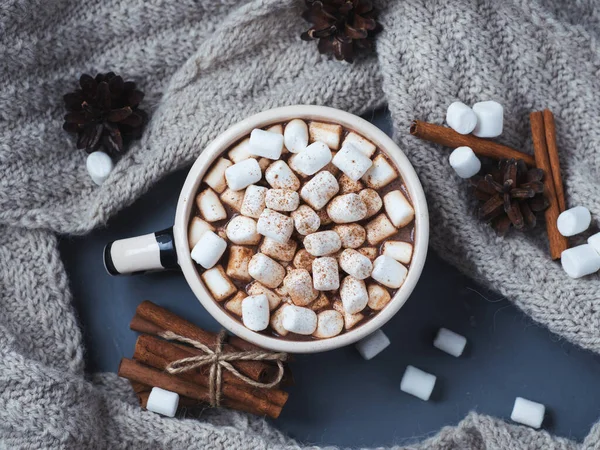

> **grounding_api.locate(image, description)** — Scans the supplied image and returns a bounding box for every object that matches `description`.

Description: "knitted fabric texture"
[2,0,600,448]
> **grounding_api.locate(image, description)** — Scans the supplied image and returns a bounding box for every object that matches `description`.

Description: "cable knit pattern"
[1,0,600,448]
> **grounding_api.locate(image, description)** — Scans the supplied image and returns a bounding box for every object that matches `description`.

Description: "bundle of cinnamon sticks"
[411,109,568,259]
[118,301,291,418]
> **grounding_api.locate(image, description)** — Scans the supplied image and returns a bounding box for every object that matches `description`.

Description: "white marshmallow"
[267,124,283,135]
[220,188,245,212]
[265,189,300,212]
[309,122,342,150]
[588,232,600,254]
[557,206,591,237]
[382,240,413,265]
[225,292,246,316]
[247,282,282,310]
[372,255,408,289]
[256,209,294,244]
[146,387,179,417]
[284,269,318,306]
[326,193,367,224]
[561,244,600,278]
[339,249,373,280]
[359,247,378,262]
[310,293,331,311]
[400,366,436,401]
[196,188,227,222]
[342,131,376,157]
[333,300,365,330]
[86,151,114,186]
[270,304,290,336]
[449,146,481,179]
[225,158,262,191]
[472,101,504,138]
[312,257,340,291]
[366,214,397,245]
[293,249,316,272]
[333,224,366,249]
[303,231,342,257]
[228,137,253,163]
[242,294,270,331]
[362,154,397,189]
[383,190,415,228]
[433,328,467,357]
[265,160,301,191]
[201,265,237,301]
[291,205,321,235]
[248,253,286,288]
[300,172,339,211]
[282,305,318,335]
[446,101,478,135]
[332,143,373,181]
[284,119,309,153]
[191,230,227,269]
[188,216,215,249]
[204,158,233,193]
[340,276,368,314]
[260,236,297,262]
[249,128,284,160]
[313,310,344,338]
[367,283,392,310]
[240,185,267,219]
[511,397,545,429]
[359,188,383,218]
[289,141,332,176]
[226,246,254,282]
[355,329,390,360]
[226,215,261,245]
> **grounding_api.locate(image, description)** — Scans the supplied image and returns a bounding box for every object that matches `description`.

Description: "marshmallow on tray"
[340,276,368,314]
[256,209,294,244]
[242,294,270,331]
[284,269,318,306]
[449,146,481,179]
[355,329,390,360]
[291,205,321,235]
[201,265,237,301]
[300,171,340,210]
[313,310,344,338]
[557,206,591,237]
[248,253,286,288]
[86,151,114,186]
[342,131,376,157]
[226,215,261,245]
[304,231,342,256]
[327,194,367,223]
[400,366,436,401]
[309,121,342,150]
[188,216,215,249]
[146,387,179,417]
[191,230,227,269]
[225,158,262,191]
[204,158,233,193]
[289,141,332,176]
[240,185,267,219]
[312,257,340,291]
[382,240,413,264]
[339,249,373,280]
[249,128,284,160]
[362,154,397,189]
[265,160,301,191]
[383,190,415,228]
[371,255,408,289]
[282,304,318,335]
[472,101,503,138]
[332,143,373,181]
[561,244,600,278]
[446,101,478,135]
[284,119,309,153]
[433,328,467,357]
[511,397,545,429]
[265,189,300,212]
[196,188,227,222]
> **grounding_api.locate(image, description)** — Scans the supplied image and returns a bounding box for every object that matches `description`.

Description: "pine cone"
[471,159,550,235]
[63,73,147,157]
[301,0,380,63]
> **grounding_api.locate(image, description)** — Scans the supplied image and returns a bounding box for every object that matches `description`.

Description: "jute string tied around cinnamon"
[159,330,287,407]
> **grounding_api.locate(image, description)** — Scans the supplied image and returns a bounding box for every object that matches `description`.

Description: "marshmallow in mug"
[340,275,369,314]
[312,257,340,291]
[282,304,318,335]
[284,269,318,306]
[291,205,321,235]
[225,158,262,191]
[201,265,237,301]
[265,160,301,191]
[332,142,373,181]
[240,185,268,219]
[303,230,342,257]
[371,255,408,289]
[226,215,261,245]
[196,188,227,222]
[249,128,284,160]
[284,119,309,153]
[339,249,373,280]
[326,193,367,224]
[300,171,340,210]
[191,230,227,269]
[248,253,286,288]
[313,310,344,338]
[256,209,294,244]
[289,141,332,176]
[265,189,300,212]
[242,294,270,331]
[383,190,414,228]
[204,157,232,193]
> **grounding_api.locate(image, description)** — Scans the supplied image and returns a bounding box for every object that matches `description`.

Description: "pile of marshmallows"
[189,119,414,338]
[357,327,545,430]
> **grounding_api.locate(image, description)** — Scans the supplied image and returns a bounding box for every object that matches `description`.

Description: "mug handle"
[104,227,179,275]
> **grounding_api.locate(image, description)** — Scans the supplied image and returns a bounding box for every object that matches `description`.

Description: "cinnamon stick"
[542,110,566,212]
[133,334,287,414]
[133,301,275,382]
[118,358,274,418]
[530,112,568,259]
[410,120,536,166]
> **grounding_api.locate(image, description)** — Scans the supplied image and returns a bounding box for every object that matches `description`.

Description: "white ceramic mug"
[104,105,429,353]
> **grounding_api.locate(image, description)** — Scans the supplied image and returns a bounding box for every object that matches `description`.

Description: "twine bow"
[159,330,287,407]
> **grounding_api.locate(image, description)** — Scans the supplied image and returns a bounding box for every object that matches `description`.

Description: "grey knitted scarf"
[2,0,600,448]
